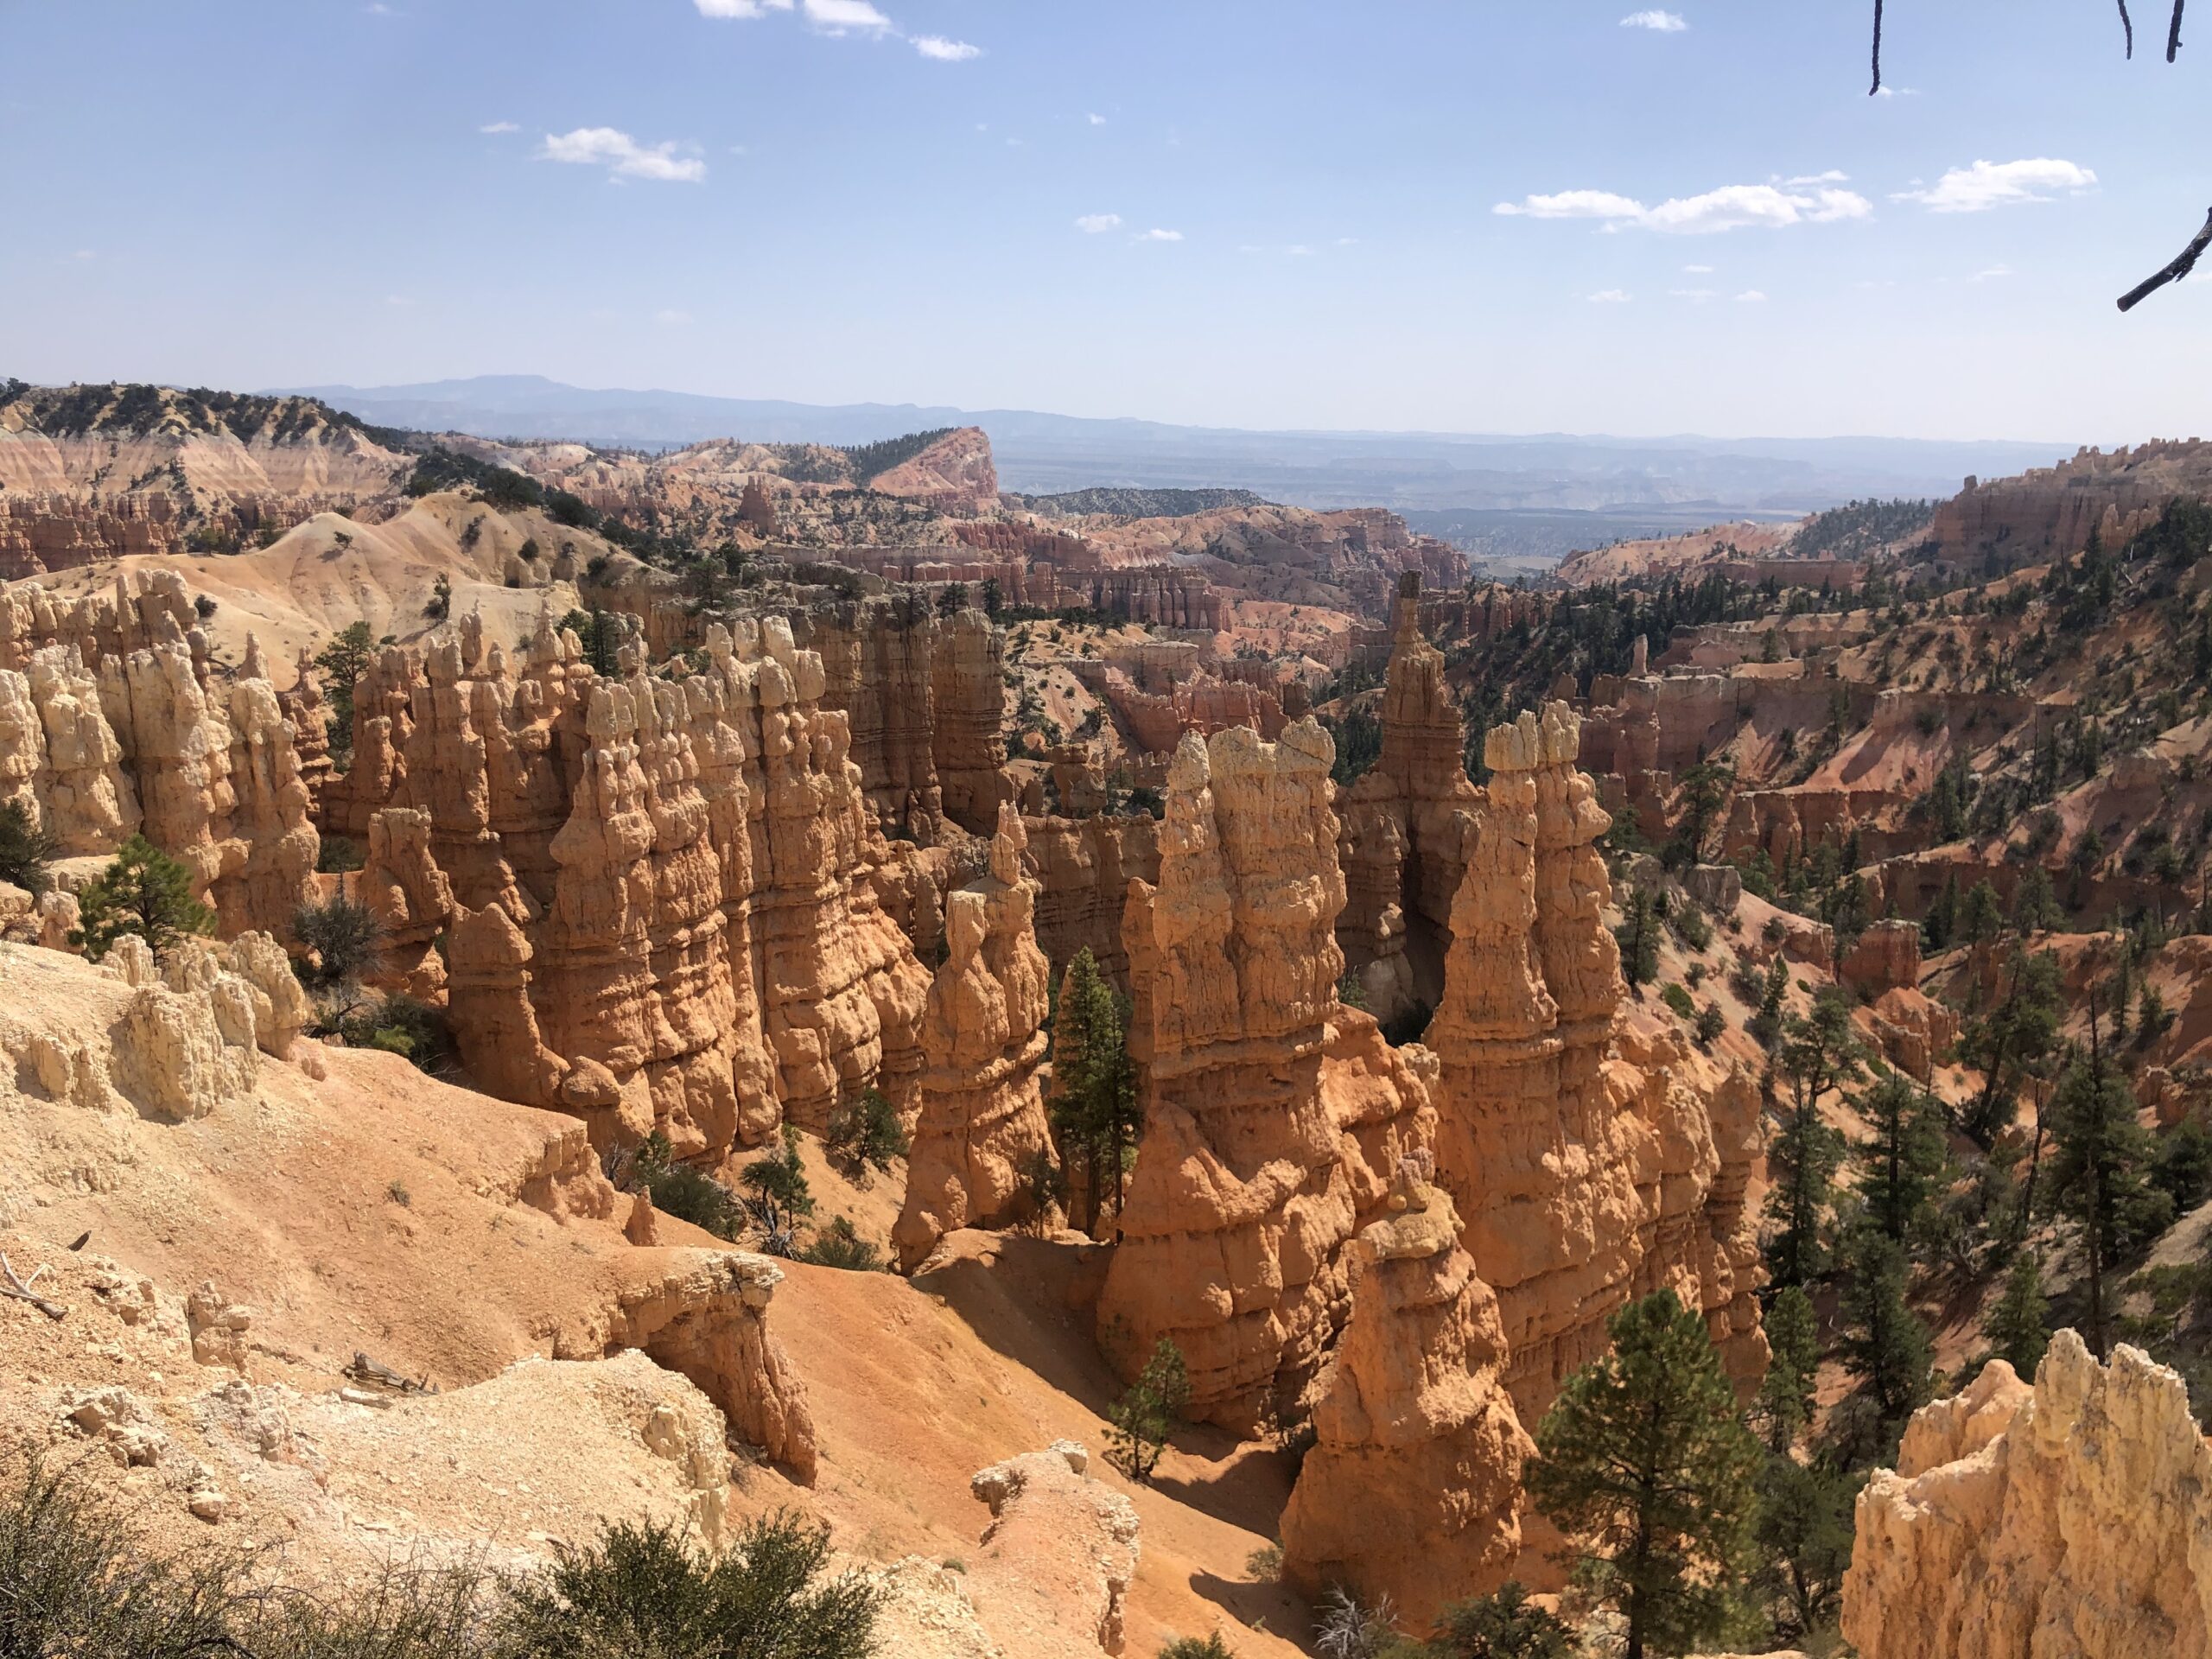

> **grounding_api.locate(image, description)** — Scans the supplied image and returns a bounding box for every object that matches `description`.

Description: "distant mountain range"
[282,373,2077,530]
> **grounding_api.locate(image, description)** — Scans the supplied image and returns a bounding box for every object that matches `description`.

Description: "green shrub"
[628,1131,743,1240]
[1694,1004,1727,1047]
[824,1087,909,1185]
[69,835,214,961]
[1160,1637,1236,1659]
[316,835,365,874]
[1661,982,1697,1020]
[1107,1338,1190,1483]
[294,893,386,988]
[0,798,58,896]
[0,1452,251,1658]
[333,992,453,1075]
[798,1215,887,1272]
[741,1128,817,1253]
[1430,1580,1574,1658]
[500,1510,880,1659]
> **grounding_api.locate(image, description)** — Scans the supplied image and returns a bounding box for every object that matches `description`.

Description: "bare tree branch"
[1871,0,1885,94]
[0,1251,67,1319]
[2120,0,2136,55]
[2169,0,2187,59]
[2118,207,2212,310]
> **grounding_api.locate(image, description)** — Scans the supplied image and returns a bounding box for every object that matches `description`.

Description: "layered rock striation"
[895,804,1056,1269]
[1843,1333,2212,1659]
[0,575,319,940]
[339,607,927,1158]
[1095,719,1437,1430]
[1280,1153,1533,1629]
[1426,704,1764,1416]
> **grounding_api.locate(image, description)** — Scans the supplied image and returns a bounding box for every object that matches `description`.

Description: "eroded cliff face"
[0,575,318,940]
[1338,575,1481,1019]
[1427,704,1764,1418]
[896,804,1056,1270]
[339,607,928,1158]
[803,594,1007,842]
[1094,719,1437,1430]
[1842,1332,2212,1659]
[1279,1154,1533,1630]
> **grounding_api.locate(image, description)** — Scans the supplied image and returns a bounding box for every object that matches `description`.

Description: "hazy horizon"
[5,2,2205,445]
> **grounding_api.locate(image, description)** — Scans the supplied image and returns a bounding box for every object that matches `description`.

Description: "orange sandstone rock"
[1280,1153,1534,1629]
[1842,1334,2212,1659]
[896,804,1055,1270]
[1095,719,1435,1429]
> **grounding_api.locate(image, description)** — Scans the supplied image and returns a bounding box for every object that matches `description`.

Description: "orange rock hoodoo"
[802,594,1007,842]
[1279,1151,1535,1631]
[334,606,929,1159]
[0,574,318,939]
[895,802,1057,1270]
[1094,718,1440,1431]
[1338,574,1481,1020]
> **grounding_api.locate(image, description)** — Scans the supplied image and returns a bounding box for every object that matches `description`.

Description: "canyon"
[4,381,2212,1659]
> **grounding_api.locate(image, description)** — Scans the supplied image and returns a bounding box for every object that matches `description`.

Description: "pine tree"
[1982,1250,2050,1380]
[1752,1285,1821,1455]
[1106,1338,1190,1483]
[1959,880,2005,946]
[1834,1228,1935,1460]
[1749,957,1789,1049]
[1923,873,1960,951]
[2046,1016,2173,1358]
[1751,1455,1857,1646]
[1526,1291,1761,1659]
[1958,947,2063,1146]
[68,835,214,962]
[1853,1073,1952,1255]
[0,798,58,898]
[2012,866,2061,935]
[1763,1092,1843,1291]
[1762,989,1864,1289]
[1049,950,1141,1233]
[1615,887,1659,987]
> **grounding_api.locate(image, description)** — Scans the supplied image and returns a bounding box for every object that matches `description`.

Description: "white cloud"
[912,32,977,58]
[1872,85,1920,98]
[695,0,792,14]
[1337,236,1359,246]
[1075,213,1122,233]
[1734,289,1767,302]
[1893,158,2097,213]
[1494,189,1648,220]
[1642,182,1870,233]
[1498,177,1867,235]
[1782,170,1849,185]
[71,248,94,261]
[480,120,519,134]
[1088,112,1107,125]
[1589,289,1632,303]
[1620,9,1688,29]
[1970,264,2014,282]
[1137,227,1184,242]
[1287,244,1314,257]
[802,0,893,31]
[1682,263,1714,273]
[537,127,706,182]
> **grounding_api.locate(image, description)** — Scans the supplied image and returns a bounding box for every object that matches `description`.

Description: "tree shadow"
[1187,1568,1315,1656]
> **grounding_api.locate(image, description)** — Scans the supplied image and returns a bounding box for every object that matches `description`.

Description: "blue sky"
[3,0,2206,442]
